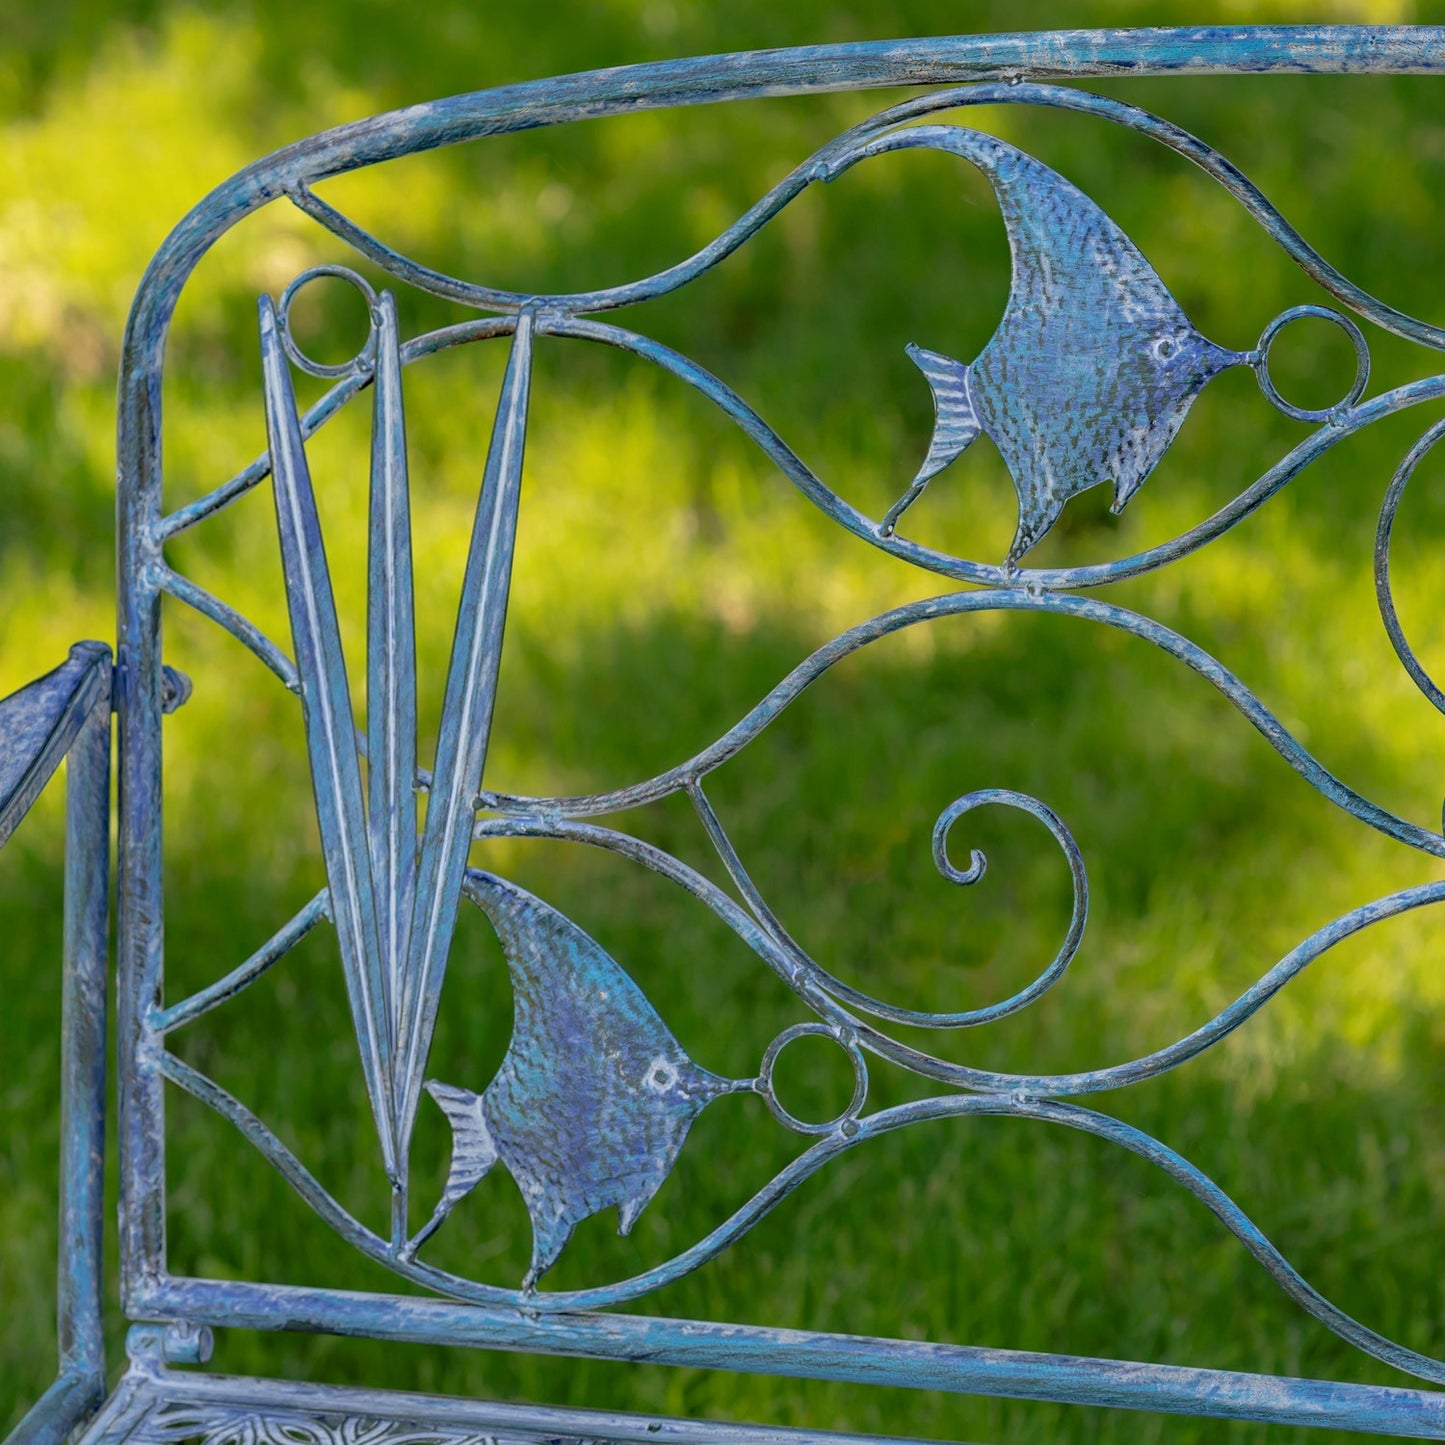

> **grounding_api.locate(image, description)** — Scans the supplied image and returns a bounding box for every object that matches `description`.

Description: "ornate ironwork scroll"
[103,28,1445,1441]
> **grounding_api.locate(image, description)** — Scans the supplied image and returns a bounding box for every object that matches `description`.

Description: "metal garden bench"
[9,22,1445,1444]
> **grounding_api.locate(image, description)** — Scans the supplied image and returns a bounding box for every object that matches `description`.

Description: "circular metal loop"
[1374,415,1445,718]
[1251,304,1369,423]
[756,1023,868,1137]
[277,265,379,378]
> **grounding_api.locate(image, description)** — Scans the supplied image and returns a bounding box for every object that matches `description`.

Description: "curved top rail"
[119,27,1445,373]
[117,24,1445,557]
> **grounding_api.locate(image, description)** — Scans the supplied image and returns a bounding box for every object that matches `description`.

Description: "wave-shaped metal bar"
[154,312,1445,597]
[150,890,331,1035]
[287,168,816,315]
[485,1090,1445,1382]
[548,315,1445,588]
[161,993,1445,1384]
[688,781,1088,1028]
[152,565,299,692]
[261,294,397,1180]
[156,1051,391,1261]
[154,319,517,543]
[288,77,1445,353]
[163,75,1445,550]
[474,814,1445,1100]
[153,320,1445,595]
[821,82,1445,352]
[398,311,535,1160]
[1375,417,1445,717]
[483,587,1445,864]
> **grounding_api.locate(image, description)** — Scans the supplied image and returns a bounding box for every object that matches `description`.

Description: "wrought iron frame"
[8,23,1445,1444]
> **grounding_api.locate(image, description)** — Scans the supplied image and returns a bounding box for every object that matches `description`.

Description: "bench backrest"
[108,25,1445,1439]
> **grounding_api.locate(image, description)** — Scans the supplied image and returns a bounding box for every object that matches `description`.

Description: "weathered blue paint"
[365,285,419,1137]
[0,643,111,848]
[0,23,1434,1445]
[1,646,111,1445]
[850,125,1246,553]
[419,871,744,1285]
[398,313,534,1194]
[261,290,398,1181]
[116,1275,1445,1437]
[84,1365,952,1445]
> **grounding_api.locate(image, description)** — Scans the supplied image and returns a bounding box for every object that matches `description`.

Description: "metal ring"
[1252,304,1369,423]
[756,1022,868,1137]
[277,265,379,378]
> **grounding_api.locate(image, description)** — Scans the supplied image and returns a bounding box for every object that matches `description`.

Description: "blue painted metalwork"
[866,126,1246,553]
[419,871,749,1284]
[10,21,1445,1445]
[0,644,112,1445]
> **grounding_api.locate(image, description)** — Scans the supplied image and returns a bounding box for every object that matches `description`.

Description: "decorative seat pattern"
[8,24,1445,1445]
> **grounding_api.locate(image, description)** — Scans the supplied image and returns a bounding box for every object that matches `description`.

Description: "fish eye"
[646,1056,679,1092]
[1153,335,1180,361]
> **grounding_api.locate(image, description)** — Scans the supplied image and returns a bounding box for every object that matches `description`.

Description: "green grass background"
[6,1,1445,1441]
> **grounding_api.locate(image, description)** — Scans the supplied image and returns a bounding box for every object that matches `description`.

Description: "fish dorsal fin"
[463,870,690,1054]
[940,128,1188,329]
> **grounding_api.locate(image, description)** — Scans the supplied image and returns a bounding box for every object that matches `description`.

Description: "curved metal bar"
[154,309,1445,586]
[820,83,1445,352]
[1375,416,1445,718]
[155,318,518,543]
[150,890,331,1034]
[689,780,1088,1029]
[548,315,1445,589]
[152,565,300,691]
[166,1008,1445,1377]
[157,1051,395,1265]
[286,79,1445,354]
[482,586,1445,863]
[160,77,1445,552]
[985,1096,1445,1387]
[1002,878,1445,1098]
[472,813,843,1018]
[494,1090,1445,1381]
[471,815,1445,1101]
[287,163,818,314]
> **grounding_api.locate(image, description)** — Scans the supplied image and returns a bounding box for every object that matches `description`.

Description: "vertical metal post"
[58,692,111,1399]
[5,678,111,1445]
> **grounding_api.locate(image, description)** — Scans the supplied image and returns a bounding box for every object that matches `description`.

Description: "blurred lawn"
[7,2,1445,1442]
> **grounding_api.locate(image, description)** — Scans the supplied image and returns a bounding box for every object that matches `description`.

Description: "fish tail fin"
[883,345,981,536]
[412,1080,498,1250]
